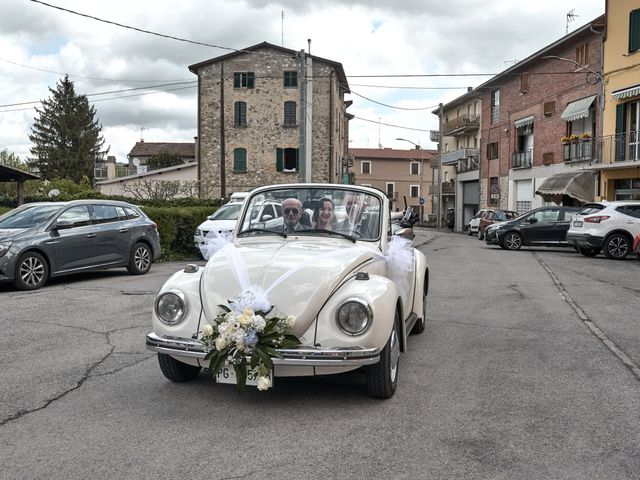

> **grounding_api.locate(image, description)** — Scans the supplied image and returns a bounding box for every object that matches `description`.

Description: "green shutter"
[247,72,255,89]
[630,9,640,53]
[615,103,627,162]
[233,73,240,88]
[295,148,299,171]
[276,148,283,172]
[233,148,246,172]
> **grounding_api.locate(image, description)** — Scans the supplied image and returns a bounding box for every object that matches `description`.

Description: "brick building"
[476,16,605,213]
[350,147,437,220]
[188,42,350,198]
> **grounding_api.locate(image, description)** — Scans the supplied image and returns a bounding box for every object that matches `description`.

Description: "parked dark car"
[0,200,161,290]
[484,206,581,250]
[477,209,519,240]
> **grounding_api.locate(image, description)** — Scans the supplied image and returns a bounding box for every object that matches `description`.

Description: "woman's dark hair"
[312,197,336,225]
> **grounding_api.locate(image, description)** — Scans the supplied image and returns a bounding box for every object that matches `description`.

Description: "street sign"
[419,196,425,206]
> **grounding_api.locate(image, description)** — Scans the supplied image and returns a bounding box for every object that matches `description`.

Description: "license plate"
[573,221,583,227]
[216,366,272,387]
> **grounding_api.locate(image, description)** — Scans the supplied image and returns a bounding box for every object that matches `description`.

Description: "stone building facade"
[188,42,350,199]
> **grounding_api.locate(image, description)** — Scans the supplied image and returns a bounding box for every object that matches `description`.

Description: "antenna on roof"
[566,9,578,35]
[281,11,285,47]
[140,127,147,142]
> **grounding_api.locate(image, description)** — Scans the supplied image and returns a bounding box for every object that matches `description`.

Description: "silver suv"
[0,200,161,290]
[566,201,640,259]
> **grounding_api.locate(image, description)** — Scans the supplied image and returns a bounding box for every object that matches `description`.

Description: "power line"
[29,0,252,53]
[352,116,434,132]
[348,89,436,111]
[0,57,192,83]
[349,83,470,90]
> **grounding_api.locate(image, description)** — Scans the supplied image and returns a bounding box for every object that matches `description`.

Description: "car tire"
[502,232,523,250]
[603,233,630,260]
[157,353,201,382]
[14,251,49,291]
[366,311,400,399]
[127,242,152,275]
[411,284,427,335]
[578,247,601,257]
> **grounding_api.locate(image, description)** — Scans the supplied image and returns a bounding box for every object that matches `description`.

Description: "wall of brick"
[478,26,603,208]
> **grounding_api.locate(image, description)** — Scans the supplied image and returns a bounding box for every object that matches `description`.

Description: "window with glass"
[410,162,419,175]
[491,89,500,124]
[233,72,255,89]
[362,161,371,174]
[92,205,119,224]
[57,206,92,228]
[410,185,419,197]
[284,71,298,87]
[276,147,298,172]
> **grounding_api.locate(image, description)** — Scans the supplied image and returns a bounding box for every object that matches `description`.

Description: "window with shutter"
[276,148,283,172]
[284,71,298,87]
[630,9,640,53]
[520,73,530,93]
[233,148,247,172]
[234,101,247,126]
[233,72,255,89]
[615,104,627,161]
[284,101,296,126]
[543,101,555,117]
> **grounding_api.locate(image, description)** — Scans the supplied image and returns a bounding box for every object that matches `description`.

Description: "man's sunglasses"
[283,208,300,215]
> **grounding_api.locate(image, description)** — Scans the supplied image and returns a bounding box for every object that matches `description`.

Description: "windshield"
[238,186,382,241]
[0,204,63,229]
[209,203,242,221]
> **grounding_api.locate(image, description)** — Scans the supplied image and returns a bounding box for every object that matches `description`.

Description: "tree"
[121,179,199,201]
[28,75,108,183]
[146,151,184,170]
[0,149,29,171]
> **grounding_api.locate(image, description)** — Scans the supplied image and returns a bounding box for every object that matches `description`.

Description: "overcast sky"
[0,0,604,165]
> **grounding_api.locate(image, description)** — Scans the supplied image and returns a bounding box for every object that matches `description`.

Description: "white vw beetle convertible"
[146,183,429,398]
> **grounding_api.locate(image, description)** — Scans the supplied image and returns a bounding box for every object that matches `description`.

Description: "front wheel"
[578,247,601,257]
[603,234,630,260]
[502,232,523,250]
[366,311,400,399]
[14,251,49,290]
[127,242,152,275]
[157,353,201,382]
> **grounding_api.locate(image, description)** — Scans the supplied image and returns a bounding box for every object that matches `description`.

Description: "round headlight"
[336,299,372,335]
[155,289,187,325]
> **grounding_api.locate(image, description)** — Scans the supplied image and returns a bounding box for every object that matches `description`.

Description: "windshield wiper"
[237,228,287,238]
[299,228,357,243]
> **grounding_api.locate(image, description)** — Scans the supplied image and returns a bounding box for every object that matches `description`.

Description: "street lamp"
[396,137,425,221]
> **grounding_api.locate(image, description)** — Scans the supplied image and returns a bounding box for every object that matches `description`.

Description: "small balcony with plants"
[561,133,594,163]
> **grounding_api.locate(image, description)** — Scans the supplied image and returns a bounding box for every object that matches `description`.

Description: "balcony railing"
[598,131,640,164]
[428,183,456,195]
[442,114,480,135]
[512,149,533,168]
[441,148,479,165]
[457,156,479,173]
[563,138,594,163]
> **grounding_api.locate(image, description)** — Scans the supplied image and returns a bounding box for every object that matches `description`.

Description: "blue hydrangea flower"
[244,329,259,347]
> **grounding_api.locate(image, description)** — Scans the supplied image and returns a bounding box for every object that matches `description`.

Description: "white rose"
[257,376,271,391]
[286,315,296,328]
[215,337,228,351]
[243,307,255,317]
[202,324,214,337]
[238,313,252,327]
[253,315,266,332]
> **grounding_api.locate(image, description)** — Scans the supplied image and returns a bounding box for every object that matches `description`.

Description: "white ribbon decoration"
[199,230,233,260]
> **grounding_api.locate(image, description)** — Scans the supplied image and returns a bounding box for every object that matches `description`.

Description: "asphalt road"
[1,230,639,479]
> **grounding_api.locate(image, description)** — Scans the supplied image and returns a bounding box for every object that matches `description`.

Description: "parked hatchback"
[467,209,491,236]
[566,201,640,259]
[485,206,581,250]
[478,210,518,240]
[0,200,160,290]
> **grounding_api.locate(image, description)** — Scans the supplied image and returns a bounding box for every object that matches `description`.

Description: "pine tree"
[28,75,108,182]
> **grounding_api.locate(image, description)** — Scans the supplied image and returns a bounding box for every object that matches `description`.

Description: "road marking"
[533,252,640,381]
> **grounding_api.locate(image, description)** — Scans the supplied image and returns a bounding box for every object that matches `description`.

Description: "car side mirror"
[528,217,538,224]
[261,215,273,221]
[53,220,74,230]
[394,227,415,240]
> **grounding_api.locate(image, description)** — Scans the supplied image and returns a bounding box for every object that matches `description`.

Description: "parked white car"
[566,201,640,259]
[147,183,429,398]
[468,209,491,236]
[193,201,244,257]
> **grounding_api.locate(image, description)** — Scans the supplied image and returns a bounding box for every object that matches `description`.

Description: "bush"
[144,206,216,260]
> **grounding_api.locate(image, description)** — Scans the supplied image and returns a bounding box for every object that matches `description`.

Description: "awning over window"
[612,84,640,100]
[514,115,534,129]
[535,171,595,205]
[561,95,597,122]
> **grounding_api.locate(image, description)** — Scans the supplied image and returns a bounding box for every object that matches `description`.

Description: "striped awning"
[612,84,640,100]
[514,115,534,128]
[561,95,597,122]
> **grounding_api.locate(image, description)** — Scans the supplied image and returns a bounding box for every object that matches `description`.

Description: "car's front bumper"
[146,332,381,367]
[484,229,502,245]
[566,233,604,249]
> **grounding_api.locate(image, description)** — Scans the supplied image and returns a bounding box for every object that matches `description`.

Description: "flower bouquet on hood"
[201,305,301,393]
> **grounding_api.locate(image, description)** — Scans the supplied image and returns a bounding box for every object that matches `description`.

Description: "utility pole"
[298,49,306,183]
[437,103,444,228]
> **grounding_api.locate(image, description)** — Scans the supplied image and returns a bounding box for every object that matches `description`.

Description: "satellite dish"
[48,189,61,198]
[132,158,141,167]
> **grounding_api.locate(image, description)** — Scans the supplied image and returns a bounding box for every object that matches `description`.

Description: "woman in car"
[312,197,337,230]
